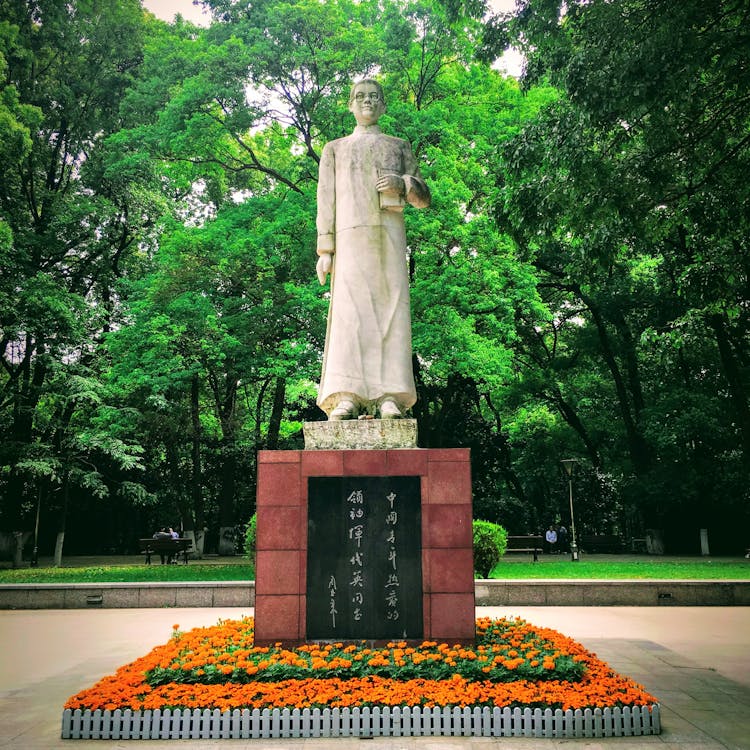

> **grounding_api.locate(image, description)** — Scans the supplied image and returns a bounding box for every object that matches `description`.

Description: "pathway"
[1,606,748,748]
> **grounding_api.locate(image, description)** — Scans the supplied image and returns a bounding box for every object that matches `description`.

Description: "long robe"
[316,124,430,416]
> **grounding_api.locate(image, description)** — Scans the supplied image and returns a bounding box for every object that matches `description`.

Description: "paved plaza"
[1,606,749,749]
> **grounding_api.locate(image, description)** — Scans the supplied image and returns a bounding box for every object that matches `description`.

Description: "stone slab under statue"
[303,418,417,450]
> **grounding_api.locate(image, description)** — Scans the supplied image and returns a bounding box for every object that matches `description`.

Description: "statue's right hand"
[316,254,332,285]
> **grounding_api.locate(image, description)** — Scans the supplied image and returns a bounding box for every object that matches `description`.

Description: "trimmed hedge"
[473,520,508,578]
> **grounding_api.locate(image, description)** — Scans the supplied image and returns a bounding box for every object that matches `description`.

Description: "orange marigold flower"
[63,616,658,714]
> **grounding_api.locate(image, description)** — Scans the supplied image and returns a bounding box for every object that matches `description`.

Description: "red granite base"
[255,449,474,646]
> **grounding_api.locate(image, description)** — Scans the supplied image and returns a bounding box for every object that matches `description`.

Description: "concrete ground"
[1,606,749,749]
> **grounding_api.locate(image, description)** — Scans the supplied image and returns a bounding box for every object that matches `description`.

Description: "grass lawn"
[488,557,749,579]
[0,563,255,583]
[0,555,747,583]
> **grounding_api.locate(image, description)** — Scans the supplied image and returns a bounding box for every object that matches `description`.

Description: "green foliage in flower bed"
[145,617,585,688]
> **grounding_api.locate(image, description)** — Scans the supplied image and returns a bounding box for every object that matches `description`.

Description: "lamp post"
[561,459,579,561]
[30,485,42,567]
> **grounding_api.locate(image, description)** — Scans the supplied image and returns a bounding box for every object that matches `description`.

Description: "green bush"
[244,514,257,560]
[473,520,508,578]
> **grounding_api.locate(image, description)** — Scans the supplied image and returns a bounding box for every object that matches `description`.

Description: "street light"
[30,485,42,567]
[561,459,580,562]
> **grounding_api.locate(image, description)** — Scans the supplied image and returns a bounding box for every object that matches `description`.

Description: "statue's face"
[349,82,385,126]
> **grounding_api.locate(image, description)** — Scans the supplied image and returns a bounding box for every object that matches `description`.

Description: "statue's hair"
[349,78,385,103]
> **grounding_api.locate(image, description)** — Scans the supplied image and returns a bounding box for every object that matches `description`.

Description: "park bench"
[505,535,544,562]
[138,538,193,565]
[579,534,623,554]
[629,537,647,553]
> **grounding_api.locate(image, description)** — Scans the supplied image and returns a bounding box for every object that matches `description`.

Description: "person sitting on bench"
[152,528,171,564]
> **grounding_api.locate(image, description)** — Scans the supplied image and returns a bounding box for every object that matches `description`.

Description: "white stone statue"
[315,79,431,420]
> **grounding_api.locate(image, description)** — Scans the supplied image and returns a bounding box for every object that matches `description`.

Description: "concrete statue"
[315,79,431,420]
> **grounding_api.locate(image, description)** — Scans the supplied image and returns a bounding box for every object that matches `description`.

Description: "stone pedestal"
[303,419,417,450]
[254,446,475,645]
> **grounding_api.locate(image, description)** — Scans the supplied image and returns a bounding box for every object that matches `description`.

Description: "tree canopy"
[1,0,747,562]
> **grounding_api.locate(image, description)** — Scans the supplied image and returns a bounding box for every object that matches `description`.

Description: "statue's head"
[348,79,385,126]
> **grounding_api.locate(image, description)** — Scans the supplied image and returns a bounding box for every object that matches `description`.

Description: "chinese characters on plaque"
[307,476,422,640]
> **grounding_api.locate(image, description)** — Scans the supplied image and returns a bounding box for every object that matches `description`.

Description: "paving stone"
[2,606,750,748]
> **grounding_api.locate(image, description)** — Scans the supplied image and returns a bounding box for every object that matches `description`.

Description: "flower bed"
[62,617,660,739]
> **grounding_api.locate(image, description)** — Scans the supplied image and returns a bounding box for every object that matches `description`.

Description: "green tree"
[105,194,324,553]
[103,0,545,551]
[0,0,155,562]
[496,0,750,548]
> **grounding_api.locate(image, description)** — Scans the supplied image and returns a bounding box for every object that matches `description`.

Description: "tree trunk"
[217,441,237,555]
[266,377,286,449]
[580,292,652,474]
[167,439,195,544]
[411,353,431,445]
[218,526,236,556]
[12,532,24,568]
[53,482,69,567]
[190,375,204,558]
[6,338,49,529]
[205,367,239,555]
[483,393,529,506]
[215,370,239,555]
[192,529,206,558]
[646,528,665,555]
[709,313,750,460]
[53,531,65,567]
[611,311,645,419]
[549,391,602,468]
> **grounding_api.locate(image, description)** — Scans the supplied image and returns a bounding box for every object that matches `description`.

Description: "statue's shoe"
[329,399,357,420]
[379,399,402,419]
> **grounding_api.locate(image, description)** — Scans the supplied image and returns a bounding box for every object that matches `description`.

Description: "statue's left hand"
[316,254,332,285]
[376,174,405,195]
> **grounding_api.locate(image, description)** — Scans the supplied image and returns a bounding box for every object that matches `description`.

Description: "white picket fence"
[62,703,661,740]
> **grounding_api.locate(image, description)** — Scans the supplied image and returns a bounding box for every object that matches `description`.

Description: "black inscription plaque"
[307,476,423,640]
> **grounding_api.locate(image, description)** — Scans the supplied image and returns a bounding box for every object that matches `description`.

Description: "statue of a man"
[315,79,431,420]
